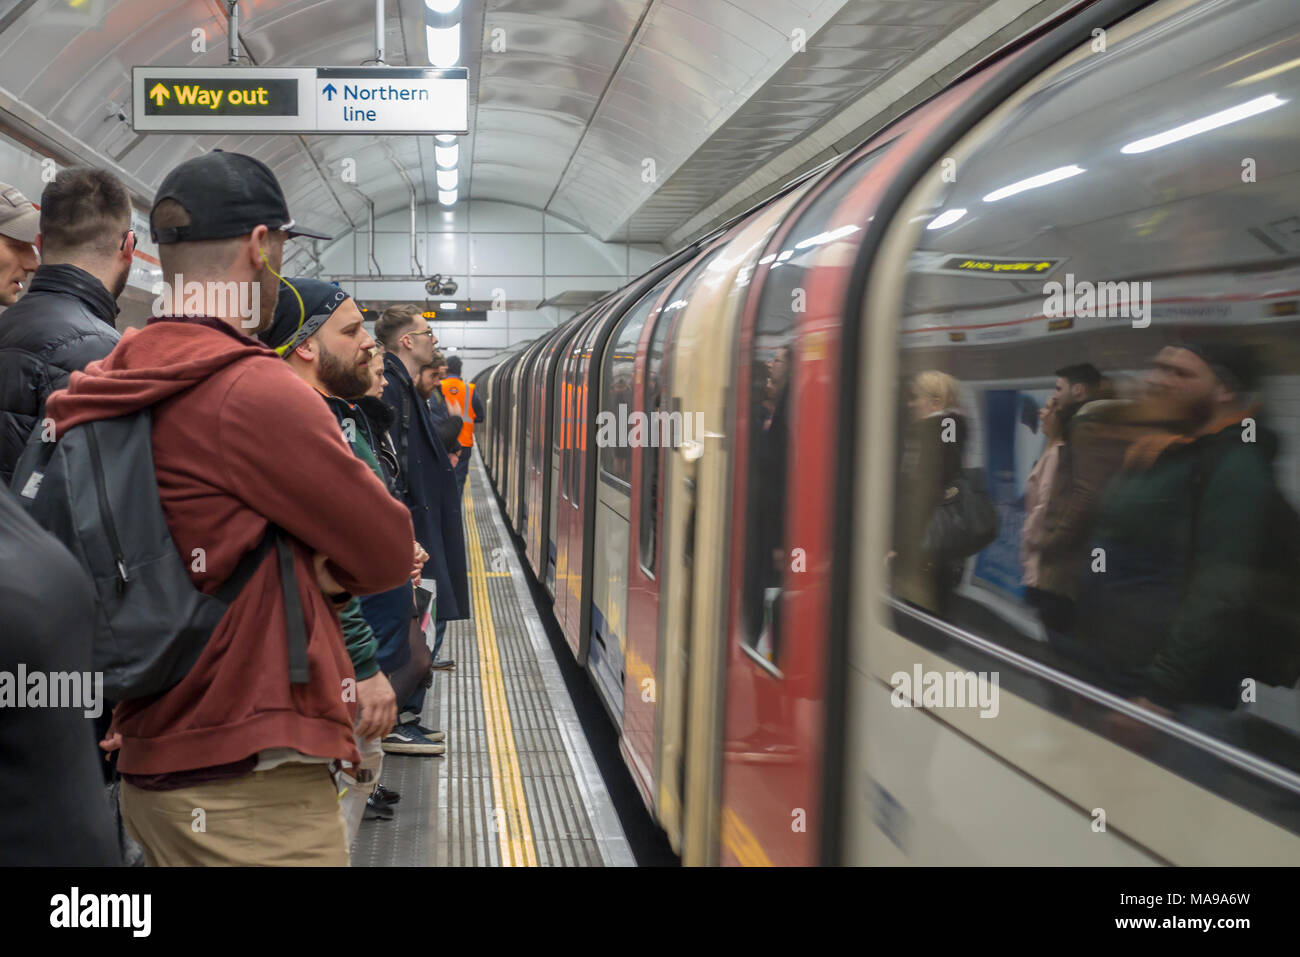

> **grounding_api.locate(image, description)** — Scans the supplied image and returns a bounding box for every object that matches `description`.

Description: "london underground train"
[475,0,1300,865]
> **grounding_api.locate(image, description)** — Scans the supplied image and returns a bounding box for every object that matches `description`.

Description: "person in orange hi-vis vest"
[439,354,485,497]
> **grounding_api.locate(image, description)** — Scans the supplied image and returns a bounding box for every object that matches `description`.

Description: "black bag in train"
[922,467,999,560]
[10,411,304,700]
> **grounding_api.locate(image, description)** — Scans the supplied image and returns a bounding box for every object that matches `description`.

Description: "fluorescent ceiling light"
[794,223,860,250]
[926,208,967,230]
[439,189,458,206]
[426,23,460,68]
[982,165,1085,203]
[435,144,459,168]
[1121,93,1286,153]
[441,301,458,309]
[436,168,459,191]
[425,0,460,12]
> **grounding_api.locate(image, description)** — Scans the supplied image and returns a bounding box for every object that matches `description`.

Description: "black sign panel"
[142,77,298,116]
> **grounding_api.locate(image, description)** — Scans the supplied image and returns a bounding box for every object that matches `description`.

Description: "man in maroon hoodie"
[46,152,414,866]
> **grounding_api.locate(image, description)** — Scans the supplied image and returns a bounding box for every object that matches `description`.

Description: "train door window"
[882,0,1300,775]
[560,344,578,502]
[551,336,567,469]
[601,277,675,487]
[638,251,722,574]
[739,150,887,668]
[573,341,589,508]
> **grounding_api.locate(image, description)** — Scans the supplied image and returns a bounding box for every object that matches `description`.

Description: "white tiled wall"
[298,198,665,379]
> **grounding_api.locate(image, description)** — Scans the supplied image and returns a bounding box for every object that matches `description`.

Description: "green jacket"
[321,392,389,682]
[1076,415,1278,708]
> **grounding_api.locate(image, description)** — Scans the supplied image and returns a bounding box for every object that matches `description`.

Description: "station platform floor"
[351,452,634,867]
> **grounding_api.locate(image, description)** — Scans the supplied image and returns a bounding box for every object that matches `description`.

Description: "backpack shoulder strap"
[211,524,309,685]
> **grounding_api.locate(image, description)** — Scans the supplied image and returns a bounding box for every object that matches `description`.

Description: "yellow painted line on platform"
[464,481,539,867]
[722,807,774,868]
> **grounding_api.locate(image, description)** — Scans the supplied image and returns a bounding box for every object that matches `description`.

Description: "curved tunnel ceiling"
[0,0,1037,270]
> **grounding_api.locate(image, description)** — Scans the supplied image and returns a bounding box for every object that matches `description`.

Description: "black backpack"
[10,409,307,700]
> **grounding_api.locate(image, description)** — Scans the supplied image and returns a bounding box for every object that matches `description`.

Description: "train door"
[663,191,808,866]
[533,323,581,586]
[589,273,681,728]
[626,246,725,851]
[716,135,912,866]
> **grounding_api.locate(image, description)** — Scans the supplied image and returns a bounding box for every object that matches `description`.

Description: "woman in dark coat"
[892,370,968,618]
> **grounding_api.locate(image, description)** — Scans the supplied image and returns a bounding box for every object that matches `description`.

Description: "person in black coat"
[893,370,969,618]
[0,169,133,484]
[375,306,469,682]
[0,484,120,865]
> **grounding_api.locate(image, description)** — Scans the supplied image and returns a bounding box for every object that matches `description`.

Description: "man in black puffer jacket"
[0,167,134,484]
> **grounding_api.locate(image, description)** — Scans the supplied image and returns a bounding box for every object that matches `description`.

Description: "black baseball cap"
[149,150,330,245]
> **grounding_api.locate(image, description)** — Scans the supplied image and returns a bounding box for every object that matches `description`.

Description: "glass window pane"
[600,277,675,485]
[639,252,721,572]
[739,149,886,666]
[888,0,1300,773]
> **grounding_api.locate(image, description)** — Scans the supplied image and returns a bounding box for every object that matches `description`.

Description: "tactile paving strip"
[353,454,624,866]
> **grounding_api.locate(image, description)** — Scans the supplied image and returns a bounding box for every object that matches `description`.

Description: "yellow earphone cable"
[261,249,305,356]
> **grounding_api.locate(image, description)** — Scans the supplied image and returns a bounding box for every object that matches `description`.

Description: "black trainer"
[363,795,394,821]
[373,784,400,805]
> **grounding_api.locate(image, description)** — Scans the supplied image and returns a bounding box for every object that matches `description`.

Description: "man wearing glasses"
[373,303,470,748]
[0,168,134,485]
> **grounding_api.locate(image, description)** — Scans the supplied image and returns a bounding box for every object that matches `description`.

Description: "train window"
[573,342,590,508]
[600,277,675,487]
[740,150,886,668]
[560,344,578,502]
[884,0,1300,775]
[639,251,722,574]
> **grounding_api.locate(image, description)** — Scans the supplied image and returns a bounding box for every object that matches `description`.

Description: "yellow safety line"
[464,480,539,866]
[721,807,775,867]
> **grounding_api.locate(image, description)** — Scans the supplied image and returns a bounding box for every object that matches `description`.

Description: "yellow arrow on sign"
[149,83,170,107]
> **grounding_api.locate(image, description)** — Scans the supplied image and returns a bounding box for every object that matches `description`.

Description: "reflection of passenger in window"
[1021,395,1064,613]
[745,344,793,662]
[609,369,633,483]
[1071,342,1299,717]
[1033,363,1132,643]
[892,371,967,618]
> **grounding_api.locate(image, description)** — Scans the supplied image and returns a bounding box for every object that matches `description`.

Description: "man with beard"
[260,279,431,839]
[53,152,416,865]
[1073,342,1289,713]
[0,170,132,484]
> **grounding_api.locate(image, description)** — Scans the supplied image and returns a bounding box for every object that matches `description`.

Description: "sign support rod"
[226,1,240,66]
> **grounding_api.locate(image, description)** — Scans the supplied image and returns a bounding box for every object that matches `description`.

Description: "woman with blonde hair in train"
[892,370,987,617]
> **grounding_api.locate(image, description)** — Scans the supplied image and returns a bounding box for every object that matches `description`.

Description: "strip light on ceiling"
[982,165,1085,203]
[1121,93,1286,153]
[426,1,462,205]
[435,144,459,168]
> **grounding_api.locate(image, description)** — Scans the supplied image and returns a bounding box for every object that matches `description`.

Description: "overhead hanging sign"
[132,66,468,134]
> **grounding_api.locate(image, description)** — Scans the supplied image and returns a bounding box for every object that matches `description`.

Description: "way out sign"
[132,66,468,135]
